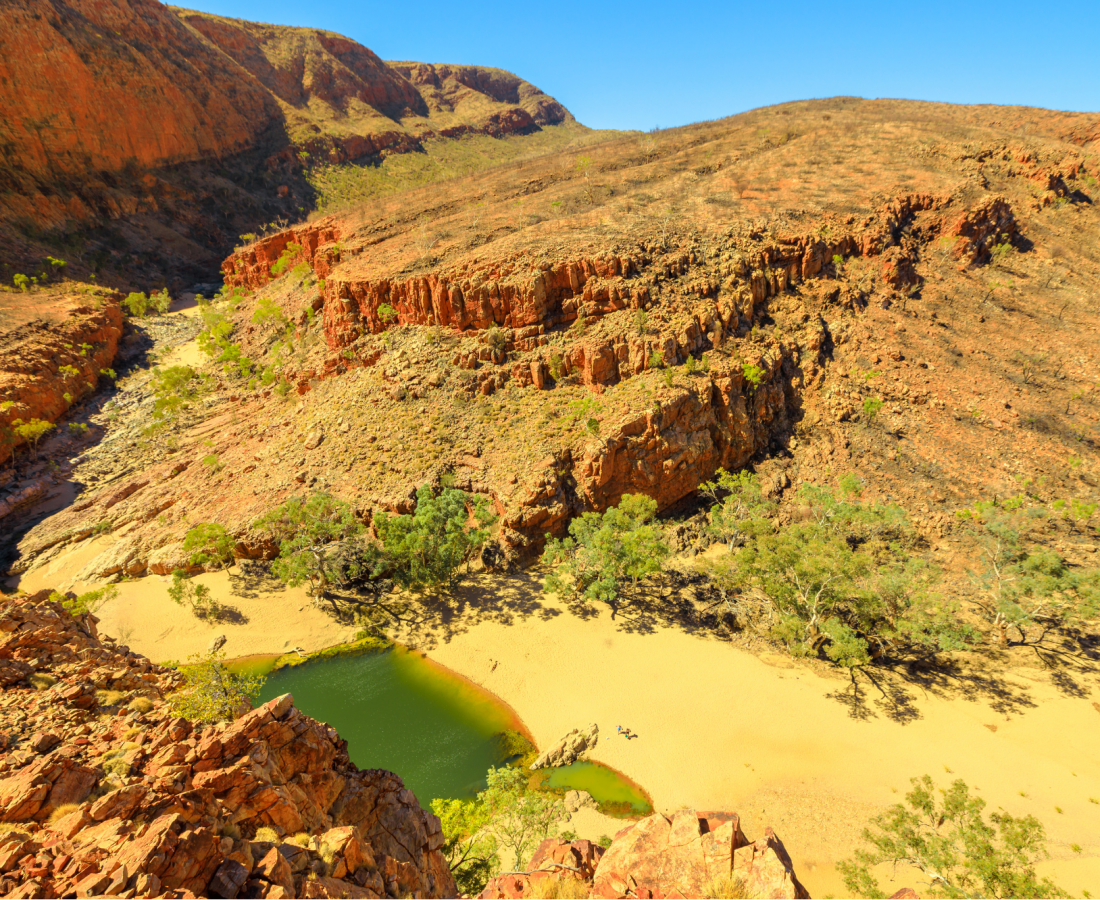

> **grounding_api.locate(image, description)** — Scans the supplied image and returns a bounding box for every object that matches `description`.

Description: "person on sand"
[616,725,623,734]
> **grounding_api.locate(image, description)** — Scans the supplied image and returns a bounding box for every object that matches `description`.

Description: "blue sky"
[177,0,1099,130]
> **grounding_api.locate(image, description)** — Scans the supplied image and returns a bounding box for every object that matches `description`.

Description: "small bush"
[863,397,884,421]
[48,804,80,825]
[96,689,127,707]
[29,673,57,690]
[741,363,764,389]
[128,697,154,714]
[597,834,612,848]
[702,875,747,899]
[532,878,589,900]
[254,825,280,842]
[289,832,312,848]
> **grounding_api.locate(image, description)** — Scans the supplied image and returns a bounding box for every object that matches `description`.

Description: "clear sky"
[175,0,1099,130]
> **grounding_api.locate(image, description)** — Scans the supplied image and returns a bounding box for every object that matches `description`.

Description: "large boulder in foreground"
[529,723,599,769]
[480,810,808,899]
[0,590,457,898]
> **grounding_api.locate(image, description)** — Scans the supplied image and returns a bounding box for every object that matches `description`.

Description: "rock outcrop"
[0,591,456,898]
[479,811,809,899]
[529,724,599,770]
[0,293,123,466]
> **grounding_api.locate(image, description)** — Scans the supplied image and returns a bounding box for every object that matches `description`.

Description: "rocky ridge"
[0,591,456,898]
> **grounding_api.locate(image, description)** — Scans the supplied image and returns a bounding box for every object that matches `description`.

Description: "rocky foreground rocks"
[0,591,455,898]
[479,810,809,899]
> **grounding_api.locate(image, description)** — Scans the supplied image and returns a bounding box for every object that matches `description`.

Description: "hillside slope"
[8,98,1098,580]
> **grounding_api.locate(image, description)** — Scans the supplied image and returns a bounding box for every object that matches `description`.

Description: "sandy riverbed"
[11,543,1100,897]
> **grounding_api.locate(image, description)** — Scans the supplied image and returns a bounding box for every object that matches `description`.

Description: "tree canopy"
[709,473,973,667]
[373,485,495,590]
[838,775,1066,899]
[183,522,236,570]
[542,493,669,609]
[252,492,364,597]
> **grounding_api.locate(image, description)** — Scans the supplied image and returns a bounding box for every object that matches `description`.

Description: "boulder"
[530,723,599,769]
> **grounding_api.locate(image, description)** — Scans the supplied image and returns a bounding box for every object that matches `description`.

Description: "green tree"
[151,366,197,419]
[13,418,54,460]
[252,492,365,598]
[480,766,567,871]
[711,477,972,666]
[183,523,236,570]
[542,494,669,610]
[167,570,220,618]
[50,585,118,617]
[838,775,1066,899]
[429,797,498,896]
[374,485,496,591]
[122,292,150,317]
[741,362,765,389]
[963,502,1099,646]
[700,468,775,550]
[377,303,398,325]
[169,651,265,724]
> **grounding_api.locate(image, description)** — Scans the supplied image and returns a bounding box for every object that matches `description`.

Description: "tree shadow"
[227,562,285,599]
[826,652,1043,724]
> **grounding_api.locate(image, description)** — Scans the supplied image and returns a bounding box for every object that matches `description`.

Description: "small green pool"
[254,647,518,803]
[538,761,653,816]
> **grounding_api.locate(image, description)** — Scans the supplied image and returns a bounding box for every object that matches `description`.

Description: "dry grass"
[95,689,127,707]
[254,825,280,842]
[531,875,591,899]
[28,673,56,690]
[703,874,749,899]
[47,803,80,825]
[128,696,154,714]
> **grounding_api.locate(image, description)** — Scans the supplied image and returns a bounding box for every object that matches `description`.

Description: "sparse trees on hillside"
[542,494,669,610]
[12,417,54,461]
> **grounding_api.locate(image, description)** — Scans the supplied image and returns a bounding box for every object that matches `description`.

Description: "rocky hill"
[0,590,457,898]
[8,98,1097,582]
[0,0,576,287]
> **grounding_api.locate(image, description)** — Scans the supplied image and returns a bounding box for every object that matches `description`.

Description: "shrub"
[838,775,1065,899]
[28,673,57,690]
[151,366,197,419]
[377,303,398,324]
[741,363,764,389]
[168,651,265,723]
[47,804,79,825]
[486,326,508,352]
[863,397,884,421]
[167,570,220,619]
[633,309,649,335]
[122,292,150,317]
[542,494,669,610]
[702,875,747,899]
[254,826,279,842]
[13,273,29,292]
[128,697,154,714]
[12,417,54,459]
[270,242,303,276]
[96,689,127,707]
[51,585,118,617]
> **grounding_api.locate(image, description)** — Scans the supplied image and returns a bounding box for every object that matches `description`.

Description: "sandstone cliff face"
[0,592,457,898]
[478,810,808,899]
[0,293,123,464]
[0,0,574,246]
[0,0,278,231]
